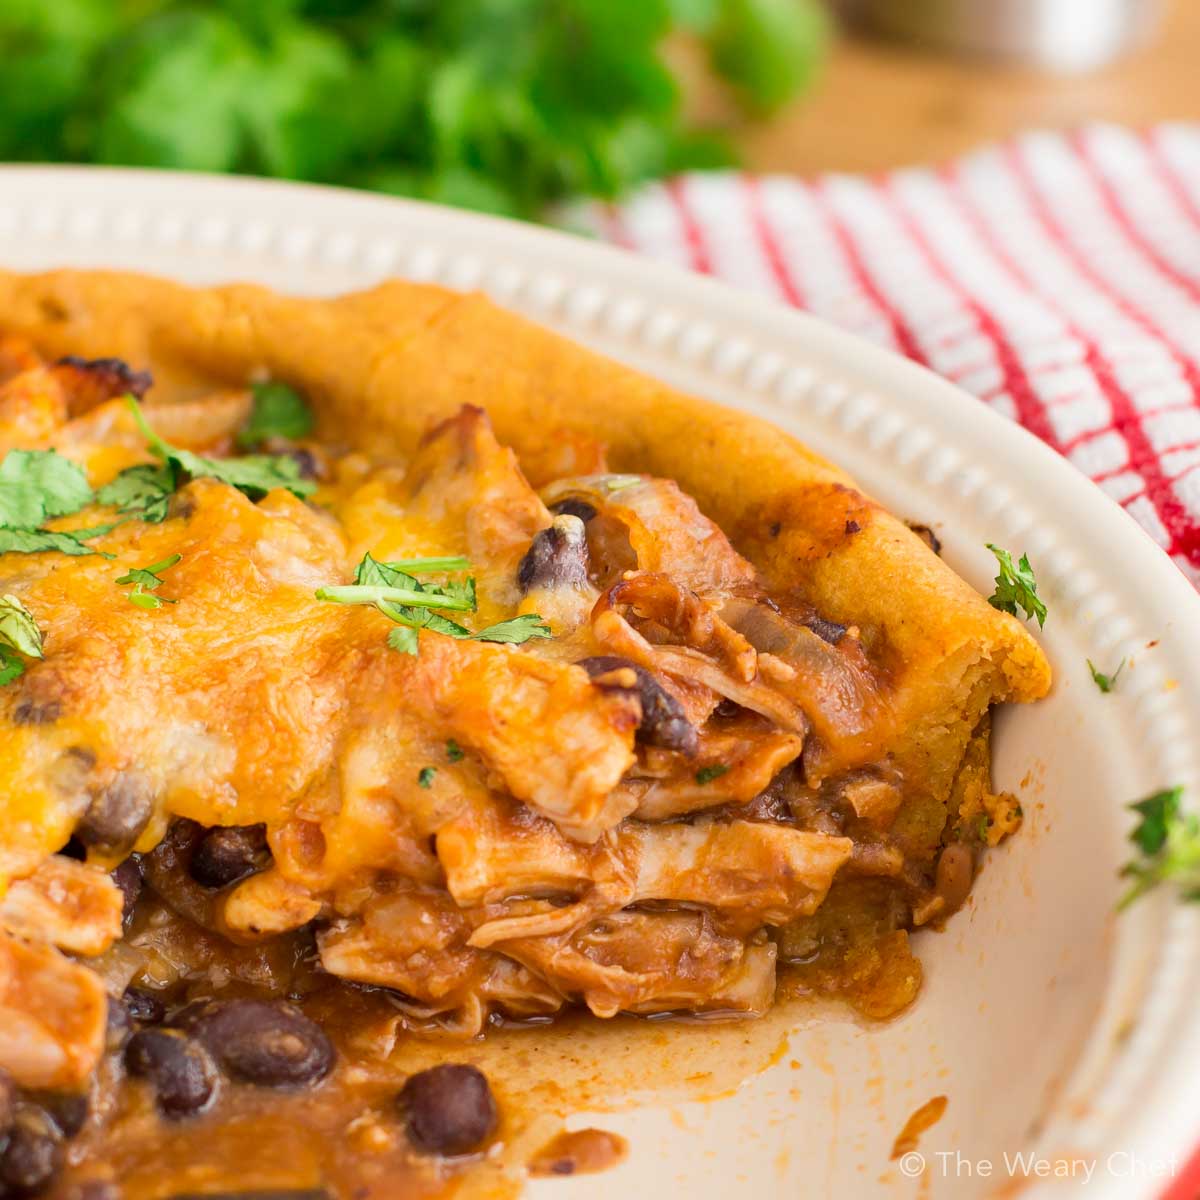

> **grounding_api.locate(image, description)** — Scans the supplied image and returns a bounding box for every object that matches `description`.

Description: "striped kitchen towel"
[579,124,1200,588]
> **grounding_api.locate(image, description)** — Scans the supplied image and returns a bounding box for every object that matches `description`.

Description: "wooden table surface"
[710,0,1200,176]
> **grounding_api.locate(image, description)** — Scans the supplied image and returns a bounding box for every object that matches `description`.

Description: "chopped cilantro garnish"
[237,382,314,449]
[1088,657,1125,694]
[125,395,315,501]
[1119,786,1200,909]
[0,450,93,528]
[317,582,474,612]
[387,626,420,656]
[0,448,117,557]
[417,766,436,788]
[985,543,1046,628]
[446,739,464,763]
[97,463,175,524]
[472,614,555,644]
[0,529,106,557]
[116,554,181,610]
[318,553,550,656]
[0,593,44,685]
[695,764,730,785]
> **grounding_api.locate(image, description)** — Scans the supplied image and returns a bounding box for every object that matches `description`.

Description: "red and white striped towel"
[580,123,1200,588]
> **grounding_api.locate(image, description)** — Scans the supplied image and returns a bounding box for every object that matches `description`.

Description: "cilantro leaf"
[1119,786,1200,908]
[1088,657,1126,694]
[116,553,180,609]
[387,626,420,656]
[446,739,464,762]
[0,449,93,528]
[321,553,551,655]
[695,764,730,784]
[97,463,174,524]
[125,395,315,501]
[378,556,472,575]
[985,543,1047,628]
[316,583,474,613]
[0,593,44,659]
[237,381,314,449]
[0,528,105,557]
[0,646,26,686]
[417,766,437,788]
[0,593,44,685]
[473,614,552,644]
[1128,787,1181,857]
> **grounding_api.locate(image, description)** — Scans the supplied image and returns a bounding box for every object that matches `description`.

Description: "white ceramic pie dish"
[0,166,1197,1200]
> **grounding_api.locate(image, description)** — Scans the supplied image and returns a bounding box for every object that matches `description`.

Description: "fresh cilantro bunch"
[0,0,827,219]
[318,553,551,655]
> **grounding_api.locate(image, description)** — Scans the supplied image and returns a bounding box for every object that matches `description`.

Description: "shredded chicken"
[0,336,993,1063]
[0,929,108,1089]
[0,856,123,956]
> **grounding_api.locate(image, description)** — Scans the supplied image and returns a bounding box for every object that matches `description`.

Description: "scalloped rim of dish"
[1,166,1198,1198]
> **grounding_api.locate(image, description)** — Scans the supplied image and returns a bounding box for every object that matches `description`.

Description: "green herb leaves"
[0,450,93,528]
[96,463,175,525]
[1088,657,1126,694]
[417,766,437,789]
[0,392,316,561]
[0,448,114,557]
[695,764,729,785]
[116,554,181,610]
[125,395,315,501]
[1120,786,1200,908]
[0,594,43,685]
[317,553,551,656]
[237,382,313,449]
[985,543,1047,628]
[2,2,826,220]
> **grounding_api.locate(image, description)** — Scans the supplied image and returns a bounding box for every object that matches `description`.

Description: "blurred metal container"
[845,0,1166,70]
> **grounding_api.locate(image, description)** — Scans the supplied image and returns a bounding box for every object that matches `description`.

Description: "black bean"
[75,775,153,853]
[804,615,847,646]
[549,497,596,523]
[399,1064,497,1156]
[124,1029,218,1119]
[192,1000,333,1087]
[517,516,589,592]
[0,1068,14,1138]
[123,987,166,1025]
[578,656,698,756]
[111,856,143,921]
[188,825,271,890]
[0,1107,63,1194]
[105,998,133,1054]
[34,1092,88,1139]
